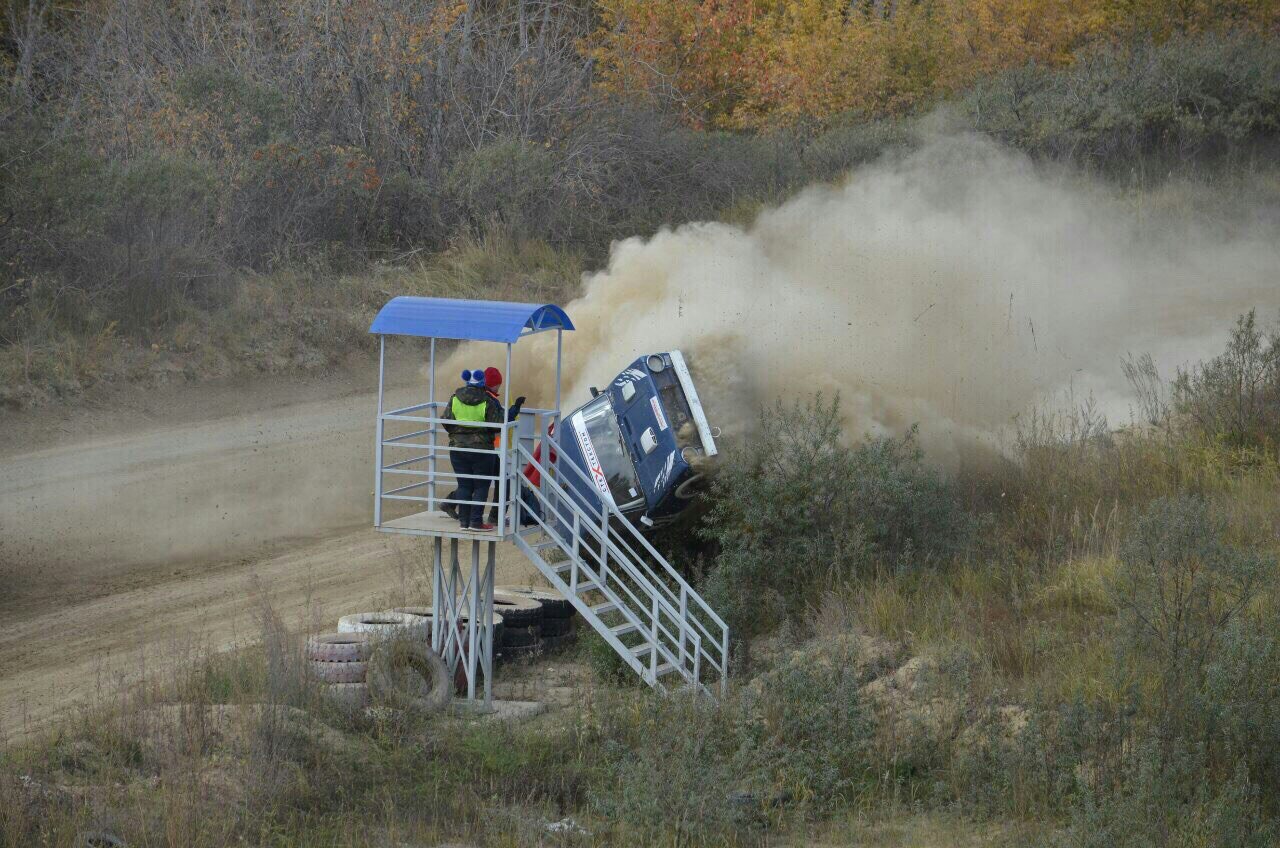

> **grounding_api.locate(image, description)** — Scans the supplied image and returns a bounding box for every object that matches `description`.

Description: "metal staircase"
[511,441,730,696]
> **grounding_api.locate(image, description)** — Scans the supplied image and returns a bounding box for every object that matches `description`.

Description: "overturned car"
[553,351,718,528]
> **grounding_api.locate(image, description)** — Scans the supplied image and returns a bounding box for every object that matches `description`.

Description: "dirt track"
[0,370,537,744]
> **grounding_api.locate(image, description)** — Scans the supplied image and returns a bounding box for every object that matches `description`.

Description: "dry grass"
[0,229,586,410]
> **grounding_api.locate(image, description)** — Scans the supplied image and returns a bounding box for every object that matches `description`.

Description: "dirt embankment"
[0,366,537,744]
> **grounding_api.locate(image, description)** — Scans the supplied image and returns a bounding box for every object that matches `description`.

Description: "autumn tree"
[593,0,1279,128]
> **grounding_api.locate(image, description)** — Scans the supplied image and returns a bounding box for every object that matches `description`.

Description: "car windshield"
[578,395,645,510]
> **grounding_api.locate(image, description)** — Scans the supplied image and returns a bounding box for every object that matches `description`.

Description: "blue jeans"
[450,449,491,527]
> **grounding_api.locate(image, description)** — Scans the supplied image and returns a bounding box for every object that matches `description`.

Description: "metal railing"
[513,439,729,695]
[375,401,556,535]
[375,400,729,695]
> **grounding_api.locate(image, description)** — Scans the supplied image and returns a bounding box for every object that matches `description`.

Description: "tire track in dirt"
[0,529,534,744]
[0,374,540,744]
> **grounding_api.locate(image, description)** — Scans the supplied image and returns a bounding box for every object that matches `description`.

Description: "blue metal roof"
[368,296,574,342]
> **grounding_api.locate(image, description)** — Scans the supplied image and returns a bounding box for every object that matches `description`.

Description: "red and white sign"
[650,396,668,431]
[571,412,615,507]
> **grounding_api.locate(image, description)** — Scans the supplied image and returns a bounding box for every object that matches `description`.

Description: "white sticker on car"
[613,368,646,386]
[571,411,615,507]
[654,450,677,493]
[650,396,668,431]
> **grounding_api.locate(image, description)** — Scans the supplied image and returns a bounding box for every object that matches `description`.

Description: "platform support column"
[428,337,437,512]
[430,535,495,707]
[431,536,443,650]
[374,335,385,526]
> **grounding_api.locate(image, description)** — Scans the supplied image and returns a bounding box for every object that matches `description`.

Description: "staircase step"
[511,477,726,697]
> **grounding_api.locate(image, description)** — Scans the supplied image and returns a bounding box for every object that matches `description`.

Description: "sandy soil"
[0,367,542,744]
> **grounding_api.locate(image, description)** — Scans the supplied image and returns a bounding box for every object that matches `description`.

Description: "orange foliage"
[592,0,1280,128]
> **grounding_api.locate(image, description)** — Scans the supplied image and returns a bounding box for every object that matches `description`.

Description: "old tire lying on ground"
[501,624,540,648]
[306,632,372,663]
[491,592,542,624]
[324,682,369,711]
[337,611,426,641]
[392,606,506,648]
[367,640,451,713]
[309,660,368,683]
[498,585,575,619]
[539,617,575,638]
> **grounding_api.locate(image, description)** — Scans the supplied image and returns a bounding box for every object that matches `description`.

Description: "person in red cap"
[443,367,524,525]
[482,367,525,525]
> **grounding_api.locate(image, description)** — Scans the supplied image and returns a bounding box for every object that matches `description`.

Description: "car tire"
[337,612,426,641]
[309,660,368,683]
[497,585,575,619]
[501,624,540,648]
[491,592,542,624]
[306,632,372,663]
[674,473,705,500]
[539,617,575,637]
[367,640,451,714]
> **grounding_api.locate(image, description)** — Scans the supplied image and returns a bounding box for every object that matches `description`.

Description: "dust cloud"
[454,134,1279,466]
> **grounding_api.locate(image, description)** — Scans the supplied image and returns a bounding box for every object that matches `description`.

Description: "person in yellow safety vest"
[441,368,503,531]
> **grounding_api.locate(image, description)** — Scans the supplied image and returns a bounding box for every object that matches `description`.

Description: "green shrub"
[1059,746,1275,848]
[700,395,975,640]
[445,138,564,242]
[1110,495,1270,734]
[1202,622,1280,800]
[172,66,291,151]
[963,31,1280,173]
[739,646,874,807]
[580,630,636,686]
[1174,309,1280,451]
[0,129,223,332]
[589,692,743,842]
[802,117,916,178]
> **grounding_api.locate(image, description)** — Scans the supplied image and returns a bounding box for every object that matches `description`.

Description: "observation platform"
[378,509,509,543]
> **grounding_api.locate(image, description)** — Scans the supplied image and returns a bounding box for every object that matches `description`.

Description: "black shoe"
[487,509,499,525]
[442,503,458,520]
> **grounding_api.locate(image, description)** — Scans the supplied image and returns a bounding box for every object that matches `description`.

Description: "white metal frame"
[432,536,496,702]
[372,324,729,702]
[372,330,564,705]
[513,437,730,695]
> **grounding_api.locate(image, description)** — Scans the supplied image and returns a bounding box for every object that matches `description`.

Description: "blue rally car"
[554,351,718,527]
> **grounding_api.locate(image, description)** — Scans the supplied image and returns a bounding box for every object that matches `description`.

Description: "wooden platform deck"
[377,509,510,542]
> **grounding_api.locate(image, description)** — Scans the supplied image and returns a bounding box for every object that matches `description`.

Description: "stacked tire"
[337,611,427,642]
[500,586,578,653]
[392,605,505,693]
[365,638,451,714]
[390,606,506,650]
[306,632,373,710]
[492,591,542,660]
